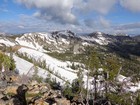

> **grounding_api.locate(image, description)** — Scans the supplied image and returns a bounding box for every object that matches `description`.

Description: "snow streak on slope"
[17,47,77,83]
[0,37,16,46]
[13,55,64,84]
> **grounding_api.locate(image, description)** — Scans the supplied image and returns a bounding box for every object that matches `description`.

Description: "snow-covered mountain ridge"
[1,30,135,49]
[15,31,81,53]
[1,30,139,57]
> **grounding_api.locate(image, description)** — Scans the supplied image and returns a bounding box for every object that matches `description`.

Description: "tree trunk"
[94,75,97,105]
[104,72,108,99]
[86,70,89,105]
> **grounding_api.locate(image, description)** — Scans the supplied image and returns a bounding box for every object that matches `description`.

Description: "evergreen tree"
[104,55,121,81]
[103,55,121,103]
[77,68,85,104]
[89,51,100,104]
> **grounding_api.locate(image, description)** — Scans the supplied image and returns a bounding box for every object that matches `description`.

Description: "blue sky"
[0,0,140,35]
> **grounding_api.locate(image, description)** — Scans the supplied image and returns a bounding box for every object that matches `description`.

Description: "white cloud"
[120,0,140,12]
[2,0,140,34]
[75,0,117,14]
[15,0,117,26]
[15,0,77,24]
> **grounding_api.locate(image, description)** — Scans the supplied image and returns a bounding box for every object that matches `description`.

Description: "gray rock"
[0,81,7,88]
[0,99,7,105]
[0,93,4,99]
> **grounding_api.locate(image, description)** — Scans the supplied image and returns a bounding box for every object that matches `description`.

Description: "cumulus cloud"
[3,0,140,34]
[15,0,117,26]
[15,0,78,24]
[120,0,140,12]
[75,0,117,14]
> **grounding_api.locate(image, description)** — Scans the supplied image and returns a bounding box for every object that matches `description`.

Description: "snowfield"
[13,55,65,84]
[17,47,77,83]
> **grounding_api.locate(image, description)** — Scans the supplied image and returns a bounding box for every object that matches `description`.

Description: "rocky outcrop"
[0,77,71,105]
[27,81,70,105]
[0,70,80,105]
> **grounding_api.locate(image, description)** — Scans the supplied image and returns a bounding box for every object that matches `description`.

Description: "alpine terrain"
[0,30,140,105]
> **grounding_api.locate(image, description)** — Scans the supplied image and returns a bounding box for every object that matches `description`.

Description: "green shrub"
[0,52,15,71]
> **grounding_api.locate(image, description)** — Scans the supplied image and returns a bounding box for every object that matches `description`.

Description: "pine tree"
[104,55,121,81]
[77,68,85,104]
[89,51,100,104]
[103,55,121,103]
